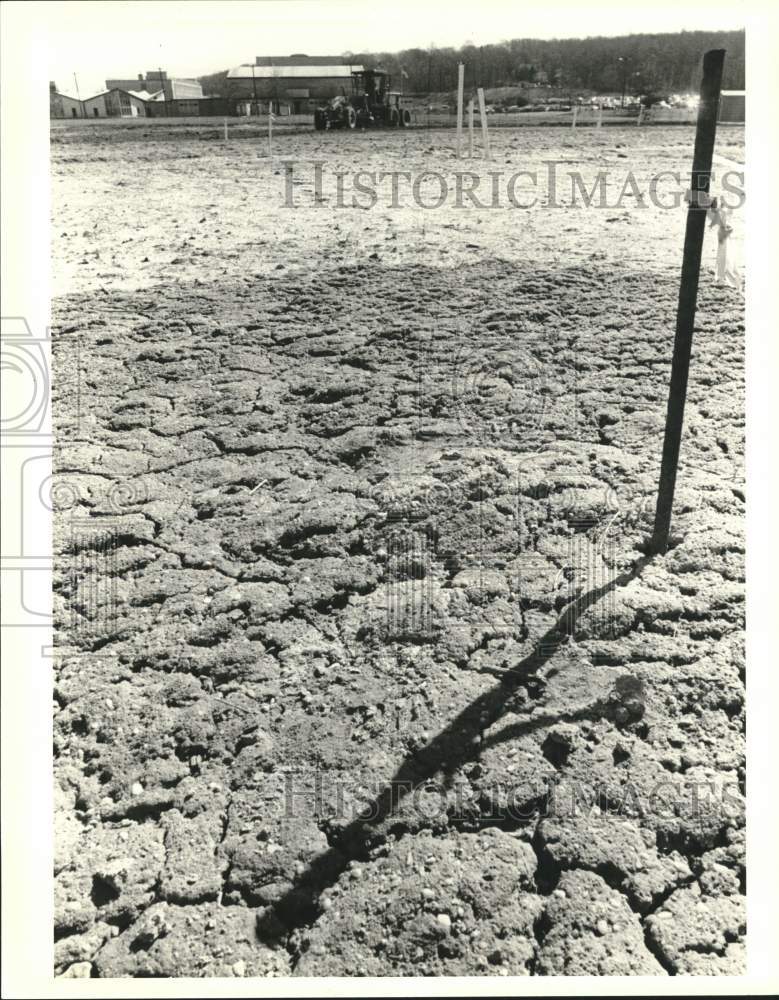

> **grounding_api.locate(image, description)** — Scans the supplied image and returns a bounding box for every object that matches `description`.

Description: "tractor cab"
[351,68,390,102]
[349,68,410,127]
[314,67,410,129]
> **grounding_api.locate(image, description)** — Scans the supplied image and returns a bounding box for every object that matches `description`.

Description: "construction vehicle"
[314,69,411,130]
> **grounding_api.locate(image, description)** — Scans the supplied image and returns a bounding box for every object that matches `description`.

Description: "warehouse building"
[226,54,364,113]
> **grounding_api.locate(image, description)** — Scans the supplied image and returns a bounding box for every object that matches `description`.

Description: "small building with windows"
[49,82,85,118]
[83,88,150,118]
[50,80,152,119]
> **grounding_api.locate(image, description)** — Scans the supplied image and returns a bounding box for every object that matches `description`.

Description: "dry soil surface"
[52,121,745,978]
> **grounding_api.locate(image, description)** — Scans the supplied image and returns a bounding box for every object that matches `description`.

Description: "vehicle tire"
[402,109,411,126]
[346,106,357,129]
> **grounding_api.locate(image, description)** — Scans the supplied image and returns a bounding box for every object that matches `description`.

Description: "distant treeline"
[200,29,744,99]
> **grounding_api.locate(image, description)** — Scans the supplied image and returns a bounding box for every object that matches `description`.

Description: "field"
[52,119,745,978]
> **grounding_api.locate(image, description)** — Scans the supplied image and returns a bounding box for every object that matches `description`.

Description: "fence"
[417,105,702,129]
[50,106,740,144]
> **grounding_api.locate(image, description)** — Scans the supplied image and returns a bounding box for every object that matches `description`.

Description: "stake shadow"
[257,552,652,936]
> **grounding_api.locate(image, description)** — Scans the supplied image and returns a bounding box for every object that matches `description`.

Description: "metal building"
[226,55,365,113]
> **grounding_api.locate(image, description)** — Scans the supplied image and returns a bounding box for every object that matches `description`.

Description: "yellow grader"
[314,69,411,130]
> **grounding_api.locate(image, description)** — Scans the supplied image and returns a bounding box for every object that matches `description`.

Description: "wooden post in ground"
[637,105,644,126]
[597,103,603,129]
[477,87,491,159]
[467,98,475,157]
[223,118,228,142]
[572,105,578,128]
[268,104,273,158]
[649,49,726,555]
[456,63,465,158]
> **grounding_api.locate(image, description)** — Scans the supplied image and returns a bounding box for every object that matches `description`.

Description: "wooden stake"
[649,49,726,555]
[223,117,228,141]
[477,87,491,159]
[268,104,273,158]
[572,105,578,129]
[597,104,603,129]
[456,63,465,158]
[637,105,644,126]
[467,98,474,157]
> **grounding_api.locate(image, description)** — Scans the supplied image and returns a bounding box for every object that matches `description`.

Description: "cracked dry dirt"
[52,121,745,978]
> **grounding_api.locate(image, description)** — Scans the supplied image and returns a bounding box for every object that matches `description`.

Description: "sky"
[22,0,746,98]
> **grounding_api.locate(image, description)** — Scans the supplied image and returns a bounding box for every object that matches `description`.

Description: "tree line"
[200,29,745,99]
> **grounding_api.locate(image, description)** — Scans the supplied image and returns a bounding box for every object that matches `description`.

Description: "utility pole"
[159,67,168,117]
[73,72,83,117]
[618,57,626,109]
[649,49,726,555]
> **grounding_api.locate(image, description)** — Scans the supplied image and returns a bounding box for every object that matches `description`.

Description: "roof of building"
[55,78,202,105]
[106,77,202,90]
[83,87,155,103]
[59,86,163,104]
[254,55,350,66]
[54,87,108,102]
[227,64,363,80]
